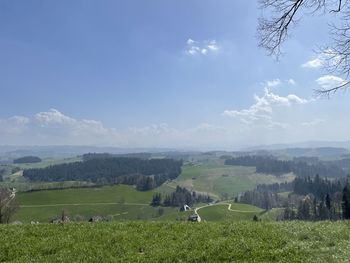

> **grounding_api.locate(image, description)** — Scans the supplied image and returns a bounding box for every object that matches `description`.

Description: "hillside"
[14,185,190,223]
[161,159,294,199]
[1,221,350,262]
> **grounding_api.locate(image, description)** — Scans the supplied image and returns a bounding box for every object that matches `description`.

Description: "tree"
[325,193,332,210]
[258,0,350,95]
[0,188,19,224]
[342,185,350,219]
[297,196,311,220]
[151,193,162,207]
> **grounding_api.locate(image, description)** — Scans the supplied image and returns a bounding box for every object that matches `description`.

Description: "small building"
[188,214,201,222]
[181,204,191,211]
[89,216,105,222]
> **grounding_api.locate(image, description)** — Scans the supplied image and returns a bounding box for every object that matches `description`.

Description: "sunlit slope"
[162,160,294,198]
[14,185,188,223]
[197,203,263,221]
[1,221,350,262]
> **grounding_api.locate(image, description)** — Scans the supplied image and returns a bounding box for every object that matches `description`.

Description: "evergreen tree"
[151,193,162,207]
[342,186,350,219]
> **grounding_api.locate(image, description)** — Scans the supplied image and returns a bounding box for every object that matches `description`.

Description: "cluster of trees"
[256,182,293,193]
[151,186,212,208]
[293,175,346,198]
[0,188,19,224]
[82,152,152,161]
[240,190,284,210]
[240,175,350,221]
[23,157,182,191]
[0,168,4,182]
[13,156,41,164]
[281,189,350,221]
[225,156,347,177]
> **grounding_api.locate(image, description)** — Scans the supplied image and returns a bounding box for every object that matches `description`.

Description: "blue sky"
[1,0,349,149]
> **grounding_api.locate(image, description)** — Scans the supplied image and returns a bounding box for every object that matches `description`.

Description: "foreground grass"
[1,221,350,262]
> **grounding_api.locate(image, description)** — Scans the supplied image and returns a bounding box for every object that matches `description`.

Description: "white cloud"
[266,79,281,88]
[187,38,195,45]
[185,38,220,56]
[35,108,75,126]
[302,49,341,69]
[316,75,346,89]
[223,88,309,126]
[302,58,323,69]
[288,79,296,85]
[0,109,120,145]
[301,119,326,127]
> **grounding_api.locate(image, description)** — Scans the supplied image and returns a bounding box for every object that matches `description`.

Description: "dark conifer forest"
[23,157,182,191]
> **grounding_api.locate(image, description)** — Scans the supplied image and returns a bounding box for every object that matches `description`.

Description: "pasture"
[164,160,295,198]
[197,203,263,221]
[13,185,188,223]
[1,221,350,262]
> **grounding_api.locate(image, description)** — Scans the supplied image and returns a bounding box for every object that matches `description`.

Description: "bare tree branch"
[258,0,350,95]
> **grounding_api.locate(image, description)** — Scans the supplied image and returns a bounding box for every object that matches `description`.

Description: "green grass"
[13,185,190,223]
[0,157,85,192]
[165,160,295,198]
[12,157,82,170]
[198,203,263,221]
[1,221,350,262]
[260,208,285,221]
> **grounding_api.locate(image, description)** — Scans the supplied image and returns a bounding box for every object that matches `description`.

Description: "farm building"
[188,214,201,222]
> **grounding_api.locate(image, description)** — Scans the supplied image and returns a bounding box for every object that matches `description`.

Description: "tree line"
[225,155,347,177]
[13,156,42,164]
[240,175,350,221]
[82,152,152,161]
[151,186,212,208]
[23,157,182,191]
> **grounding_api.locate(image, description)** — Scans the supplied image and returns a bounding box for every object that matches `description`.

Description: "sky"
[1,0,350,149]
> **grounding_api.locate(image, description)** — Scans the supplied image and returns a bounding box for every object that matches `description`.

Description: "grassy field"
[14,185,190,223]
[164,160,295,198]
[1,221,350,262]
[197,203,263,221]
[260,208,285,221]
[12,157,82,170]
[1,157,86,192]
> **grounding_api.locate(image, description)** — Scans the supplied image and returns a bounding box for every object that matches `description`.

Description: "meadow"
[197,203,263,221]
[1,221,350,262]
[5,157,293,223]
[14,185,190,223]
[163,160,295,199]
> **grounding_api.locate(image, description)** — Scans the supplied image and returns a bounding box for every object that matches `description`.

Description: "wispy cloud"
[301,49,341,69]
[288,79,296,85]
[301,118,326,127]
[0,109,119,145]
[185,38,220,56]
[302,57,323,69]
[223,86,309,126]
[266,79,281,88]
[316,75,346,89]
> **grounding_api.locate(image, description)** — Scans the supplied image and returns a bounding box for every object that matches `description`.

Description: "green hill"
[163,160,295,199]
[1,221,349,262]
[14,185,189,223]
